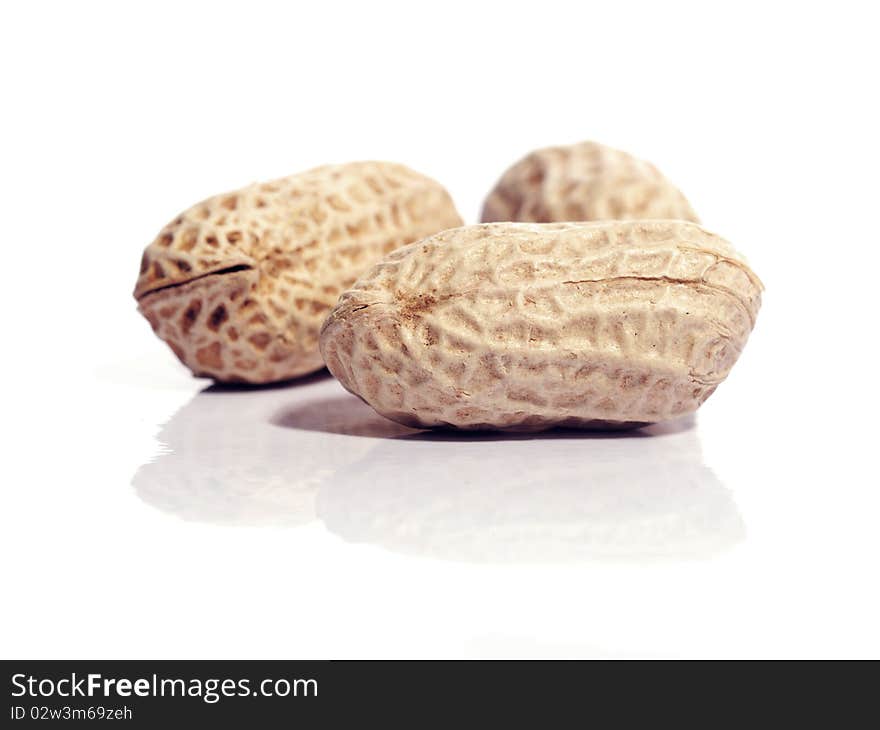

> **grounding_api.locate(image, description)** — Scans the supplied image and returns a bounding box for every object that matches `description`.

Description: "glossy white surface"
[2,1,878,658]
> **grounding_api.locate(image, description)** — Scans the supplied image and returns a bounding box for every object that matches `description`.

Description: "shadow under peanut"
[202,368,332,392]
[270,394,420,439]
[271,394,696,441]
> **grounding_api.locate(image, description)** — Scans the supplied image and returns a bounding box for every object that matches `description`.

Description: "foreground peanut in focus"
[482,141,698,224]
[320,221,762,431]
[134,162,462,383]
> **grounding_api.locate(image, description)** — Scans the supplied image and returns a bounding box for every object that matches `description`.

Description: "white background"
[1,1,878,658]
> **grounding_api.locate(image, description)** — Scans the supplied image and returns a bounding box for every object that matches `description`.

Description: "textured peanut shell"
[134,162,462,383]
[320,221,762,431]
[482,141,698,224]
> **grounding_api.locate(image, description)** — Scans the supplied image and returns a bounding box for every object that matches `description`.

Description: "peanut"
[482,141,698,224]
[320,220,762,431]
[134,162,462,383]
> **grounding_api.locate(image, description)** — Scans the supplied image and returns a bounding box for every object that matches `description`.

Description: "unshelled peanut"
[134,162,462,383]
[482,141,698,224]
[320,220,762,431]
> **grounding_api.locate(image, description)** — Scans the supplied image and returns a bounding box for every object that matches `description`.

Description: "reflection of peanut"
[318,430,744,563]
[132,387,378,527]
[321,220,763,431]
[134,162,462,384]
[482,141,698,224]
